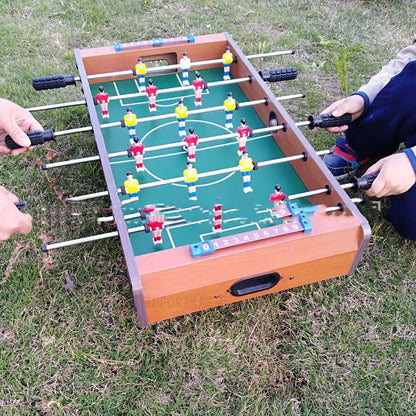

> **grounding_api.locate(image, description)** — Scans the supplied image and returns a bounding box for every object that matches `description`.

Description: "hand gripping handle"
[5,128,56,150]
[32,74,76,90]
[350,172,379,191]
[308,113,352,129]
[259,67,298,82]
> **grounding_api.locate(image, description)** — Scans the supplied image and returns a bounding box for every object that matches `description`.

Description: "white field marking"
[259,217,274,224]
[166,227,175,248]
[223,209,239,214]
[222,217,248,223]
[165,218,210,248]
[111,132,270,167]
[165,215,183,221]
[113,82,123,107]
[119,133,271,186]
[199,221,261,241]
[132,119,237,188]
[175,73,184,87]
[256,208,273,215]
[119,91,199,108]
[170,219,210,230]
[165,205,200,214]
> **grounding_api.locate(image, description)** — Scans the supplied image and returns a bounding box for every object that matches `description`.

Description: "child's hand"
[320,95,366,134]
[365,153,416,197]
[0,186,33,240]
[0,98,43,156]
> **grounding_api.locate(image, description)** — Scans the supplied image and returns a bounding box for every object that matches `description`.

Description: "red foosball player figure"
[122,108,137,140]
[180,52,191,86]
[135,57,147,92]
[269,184,286,207]
[146,79,158,112]
[182,127,198,162]
[236,118,253,156]
[212,203,223,233]
[222,46,233,80]
[183,161,198,200]
[175,99,188,137]
[224,92,238,129]
[192,72,207,106]
[95,86,109,119]
[146,208,165,245]
[121,171,140,201]
[129,137,145,172]
[238,150,257,193]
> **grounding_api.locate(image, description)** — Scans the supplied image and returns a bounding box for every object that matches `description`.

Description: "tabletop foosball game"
[17,32,372,327]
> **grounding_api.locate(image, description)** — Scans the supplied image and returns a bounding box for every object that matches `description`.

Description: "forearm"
[357,42,416,109]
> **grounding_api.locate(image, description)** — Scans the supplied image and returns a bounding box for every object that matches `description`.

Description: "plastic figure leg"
[128,127,136,139]
[225,112,233,129]
[134,156,144,172]
[182,70,189,86]
[149,97,156,112]
[223,64,230,80]
[178,120,186,136]
[187,183,197,200]
[195,91,202,106]
[242,174,253,193]
[138,76,146,92]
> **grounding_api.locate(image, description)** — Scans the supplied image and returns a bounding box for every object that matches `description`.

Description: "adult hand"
[0,98,43,156]
[365,153,416,197]
[0,186,33,240]
[320,95,366,134]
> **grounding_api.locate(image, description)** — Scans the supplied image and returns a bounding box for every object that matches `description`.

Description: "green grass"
[1,0,415,415]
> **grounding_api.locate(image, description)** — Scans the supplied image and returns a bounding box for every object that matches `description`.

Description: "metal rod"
[27,100,87,112]
[288,187,330,200]
[27,76,252,113]
[67,149,317,201]
[82,50,295,81]
[97,205,176,224]
[43,219,185,251]
[52,93,304,138]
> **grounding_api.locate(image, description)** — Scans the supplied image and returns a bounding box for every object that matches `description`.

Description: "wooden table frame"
[75,32,371,327]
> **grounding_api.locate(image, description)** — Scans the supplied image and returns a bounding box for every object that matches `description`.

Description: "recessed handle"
[228,272,282,297]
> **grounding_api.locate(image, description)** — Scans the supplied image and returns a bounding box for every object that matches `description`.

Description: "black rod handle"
[5,128,55,150]
[350,172,379,191]
[32,74,76,90]
[308,113,352,129]
[14,201,26,210]
[259,67,298,82]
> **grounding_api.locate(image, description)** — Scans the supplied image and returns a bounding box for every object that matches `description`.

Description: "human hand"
[365,153,416,197]
[0,98,43,156]
[0,186,33,240]
[320,95,366,134]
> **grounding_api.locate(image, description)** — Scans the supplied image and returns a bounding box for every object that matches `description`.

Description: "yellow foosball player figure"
[183,161,198,200]
[121,171,140,201]
[175,99,188,137]
[135,57,147,92]
[222,45,233,80]
[224,92,238,129]
[238,150,257,193]
[122,108,137,140]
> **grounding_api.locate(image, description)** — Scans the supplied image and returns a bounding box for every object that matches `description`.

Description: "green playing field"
[93,67,309,256]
